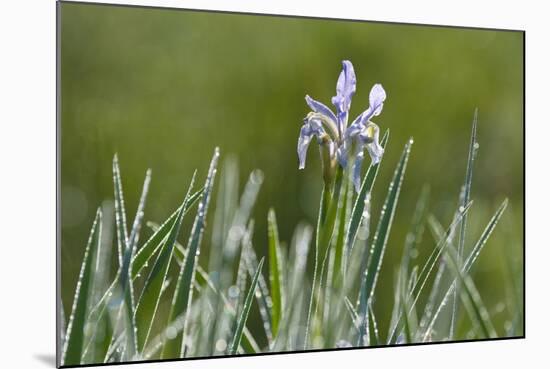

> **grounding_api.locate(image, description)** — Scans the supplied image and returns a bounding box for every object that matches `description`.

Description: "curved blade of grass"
[82,188,203,342]
[366,304,380,346]
[386,200,472,344]
[243,225,273,345]
[162,148,220,359]
[146,221,261,354]
[110,155,139,359]
[134,171,197,352]
[356,138,412,346]
[332,178,351,288]
[62,209,102,366]
[113,154,129,268]
[450,109,479,338]
[267,208,283,337]
[442,239,497,338]
[228,257,265,355]
[346,130,389,263]
[422,199,507,340]
[131,188,203,278]
[128,169,152,255]
[387,185,428,341]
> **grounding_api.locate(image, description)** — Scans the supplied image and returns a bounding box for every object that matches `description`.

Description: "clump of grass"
[59,113,518,367]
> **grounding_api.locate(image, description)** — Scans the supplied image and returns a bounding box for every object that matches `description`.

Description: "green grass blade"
[442,241,497,338]
[83,189,204,347]
[162,148,220,359]
[128,169,152,254]
[267,208,283,337]
[386,200,473,344]
[422,199,508,340]
[228,258,265,355]
[110,156,139,359]
[113,154,129,268]
[450,109,479,337]
[332,178,351,288]
[367,304,380,346]
[134,171,197,352]
[131,188,203,279]
[243,226,273,344]
[463,199,508,272]
[346,130,389,262]
[356,138,412,346]
[62,209,102,366]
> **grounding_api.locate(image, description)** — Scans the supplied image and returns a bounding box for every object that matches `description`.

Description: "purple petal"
[297,125,313,170]
[332,60,357,133]
[297,118,325,170]
[369,84,386,117]
[332,60,356,114]
[361,124,384,164]
[305,95,338,124]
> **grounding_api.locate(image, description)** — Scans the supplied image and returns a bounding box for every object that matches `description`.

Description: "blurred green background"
[60,3,523,340]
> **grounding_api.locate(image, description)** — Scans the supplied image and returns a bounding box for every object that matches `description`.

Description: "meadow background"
[59,2,523,348]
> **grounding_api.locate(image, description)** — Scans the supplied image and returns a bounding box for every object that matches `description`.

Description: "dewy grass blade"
[162,148,220,359]
[83,188,204,344]
[229,258,265,355]
[113,154,129,268]
[131,189,203,279]
[128,169,152,254]
[62,209,102,366]
[110,155,138,359]
[422,200,508,340]
[442,242,497,338]
[450,109,479,338]
[367,304,380,346]
[386,201,473,344]
[346,130,389,263]
[356,138,412,346]
[244,224,274,344]
[134,171,197,352]
[267,208,284,337]
[332,178,350,288]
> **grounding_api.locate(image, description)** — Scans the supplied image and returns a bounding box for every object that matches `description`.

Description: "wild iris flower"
[297,60,386,191]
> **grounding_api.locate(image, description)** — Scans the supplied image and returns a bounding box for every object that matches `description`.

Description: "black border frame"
[55,1,526,367]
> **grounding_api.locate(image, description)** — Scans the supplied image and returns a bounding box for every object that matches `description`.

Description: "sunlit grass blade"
[83,188,203,343]
[228,257,265,355]
[62,209,102,366]
[146,220,262,354]
[267,208,283,337]
[422,199,508,340]
[356,138,413,346]
[131,188,203,279]
[162,148,220,359]
[463,199,508,272]
[134,171,197,352]
[113,154,129,268]
[441,239,497,338]
[243,225,273,345]
[386,201,473,344]
[128,169,152,254]
[109,155,139,359]
[366,304,380,346]
[332,178,351,288]
[346,130,389,263]
[81,201,115,363]
[450,109,479,338]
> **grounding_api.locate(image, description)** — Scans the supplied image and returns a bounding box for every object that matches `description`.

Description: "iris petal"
[305,95,338,125]
[297,118,326,170]
[369,84,386,117]
[331,60,357,133]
